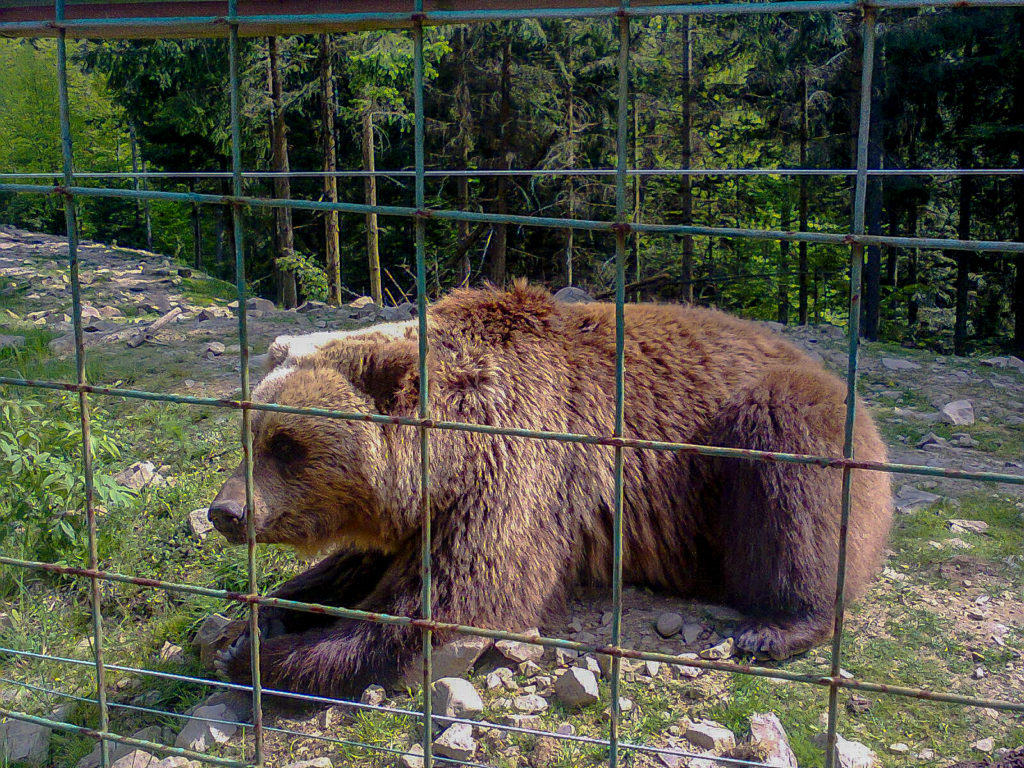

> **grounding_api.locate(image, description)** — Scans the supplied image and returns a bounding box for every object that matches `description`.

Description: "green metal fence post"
[824,9,877,768]
[226,3,264,763]
[54,1,111,764]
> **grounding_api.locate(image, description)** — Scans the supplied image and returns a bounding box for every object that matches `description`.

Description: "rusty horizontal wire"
[1,568,1022,715]
[1,182,1023,253]
[2,376,1022,486]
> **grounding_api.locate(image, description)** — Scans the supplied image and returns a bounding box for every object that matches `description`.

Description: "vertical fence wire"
[608,10,631,768]
[413,15,434,768]
[54,1,111,764]
[226,5,264,763]
[823,9,876,768]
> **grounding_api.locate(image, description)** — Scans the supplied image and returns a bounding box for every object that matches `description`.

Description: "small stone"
[889,743,910,754]
[749,712,797,768]
[405,635,493,685]
[643,660,661,677]
[360,684,386,707]
[684,720,736,751]
[948,519,989,534]
[433,723,476,761]
[554,667,600,708]
[530,735,560,768]
[110,752,160,768]
[188,508,213,539]
[381,302,417,322]
[918,749,935,760]
[399,742,424,768]
[846,695,871,714]
[812,732,879,768]
[192,614,245,669]
[655,612,684,638]
[553,646,578,666]
[0,334,25,350]
[973,667,987,679]
[280,760,332,768]
[940,399,975,426]
[513,694,548,714]
[574,654,604,679]
[881,358,921,371]
[503,714,543,729]
[432,678,483,719]
[113,461,164,491]
[495,630,544,665]
[158,641,185,664]
[174,699,247,751]
[0,718,51,766]
[555,723,575,736]
[681,622,703,646]
[553,286,594,303]
[485,667,514,691]
[973,738,995,753]
[894,485,942,514]
[246,297,276,313]
[699,637,736,660]
[203,341,226,359]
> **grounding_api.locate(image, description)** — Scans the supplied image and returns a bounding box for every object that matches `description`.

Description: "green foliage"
[0,392,132,574]
[276,250,329,302]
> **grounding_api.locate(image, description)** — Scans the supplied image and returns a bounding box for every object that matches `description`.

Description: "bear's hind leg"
[707,366,852,660]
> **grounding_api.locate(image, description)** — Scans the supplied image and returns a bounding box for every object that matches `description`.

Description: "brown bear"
[208,282,892,698]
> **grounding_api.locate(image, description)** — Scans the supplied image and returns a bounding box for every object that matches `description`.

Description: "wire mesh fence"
[1,1,1023,767]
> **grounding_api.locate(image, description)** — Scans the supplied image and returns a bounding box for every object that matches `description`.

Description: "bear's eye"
[268,433,306,466]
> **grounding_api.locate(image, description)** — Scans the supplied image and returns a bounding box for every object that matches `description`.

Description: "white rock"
[280,759,333,768]
[881,358,921,371]
[749,712,797,768]
[888,743,910,754]
[684,720,736,751]
[432,678,483,719]
[0,718,51,766]
[973,737,995,753]
[554,667,600,708]
[360,684,385,707]
[110,751,160,768]
[485,667,514,691]
[188,508,213,539]
[940,399,975,425]
[574,655,604,678]
[681,622,703,645]
[655,612,684,638]
[512,694,548,714]
[174,703,241,751]
[433,722,476,761]
[894,486,942,514]
[699,637,736,660]
[114,461,164,491]
[403,635,492,685]
[813,732,879,768]
[495,630,544,665]
[948,518,989,534]
[399,743,424,768]
[158,641,185,664]
[77,727,161,768]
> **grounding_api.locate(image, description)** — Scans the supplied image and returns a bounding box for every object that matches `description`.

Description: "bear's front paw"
[214,630,252,681]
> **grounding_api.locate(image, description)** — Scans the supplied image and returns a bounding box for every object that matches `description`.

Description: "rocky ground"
[1,225,1023,768]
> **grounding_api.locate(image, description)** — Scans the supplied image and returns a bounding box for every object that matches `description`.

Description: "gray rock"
[0,718,51,766]
[749,712,797,768]
[381,302,417,322]
[280,760,333,768]
[399,743,424,768]
[360,684,385,707]
[512,693,548,714]
[0,334,25,350]
[973,738,995,753]
[655,612,684,638]
[554,667,600,708]
[699,637,736,660]
[77,727,161,768]
[812,732,879,768]
[553,286,594,304]
[433,723,476,762]
[940,399,975,425]
[203,341,226,358]
[915,431,947,449]
[159,641,185,664]
[188,508,213,539]
[881,357,921,371]
[684,720,736,751]
[894,485,941,514]
[296,301,328,313]
[174,702,243,751]
[681,622,703,646]
[951,432,980,448]
[404,635,492,686]
[113,461,164,491]
[192,614,242,669]
[110,751,160,768]
[432,678,483,719]
[948,518,989,534]
[485,667,514,691]
[246,297,276,313]
[495,630,544,665]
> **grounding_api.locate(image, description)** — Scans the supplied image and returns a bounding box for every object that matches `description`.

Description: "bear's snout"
[209,472,251,544]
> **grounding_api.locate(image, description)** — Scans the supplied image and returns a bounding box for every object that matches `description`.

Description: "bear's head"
[208,332,422,556]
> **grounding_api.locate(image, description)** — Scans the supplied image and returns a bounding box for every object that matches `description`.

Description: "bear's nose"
[208,500,247,534]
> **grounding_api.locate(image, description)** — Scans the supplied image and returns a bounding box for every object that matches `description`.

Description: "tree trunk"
[215,204,227,272]
[361,109,382,304]
[565,75,575,287]
[861,38,884,341]
[908,202,919,327]
[320,34,342,306]
[487,36,512,286]
[268,36,297,308]
[777,205,791,324]
[951,167,973,356]
[191,192,202,270]
[679,15,694,303]
[798,68,809,325]
[129,124,142,240]
[1014,176,1024,355]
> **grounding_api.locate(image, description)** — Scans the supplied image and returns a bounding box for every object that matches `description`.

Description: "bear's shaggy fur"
[209,283,892,697]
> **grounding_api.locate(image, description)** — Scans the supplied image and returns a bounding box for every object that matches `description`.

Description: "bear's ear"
[320,338,421,414]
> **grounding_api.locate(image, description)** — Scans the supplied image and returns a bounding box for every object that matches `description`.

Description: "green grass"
[179,276,240,305]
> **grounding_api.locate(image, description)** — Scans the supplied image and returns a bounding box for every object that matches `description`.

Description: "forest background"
[2,9,1024,356]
